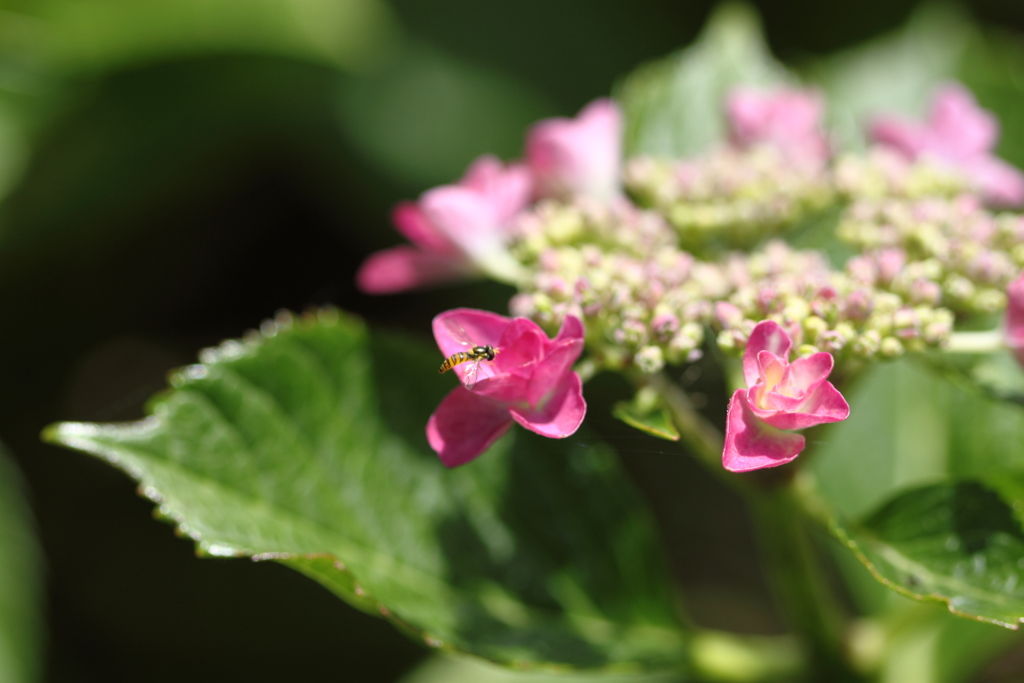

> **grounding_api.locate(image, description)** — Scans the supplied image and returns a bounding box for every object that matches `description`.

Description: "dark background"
[2,1,1024,680]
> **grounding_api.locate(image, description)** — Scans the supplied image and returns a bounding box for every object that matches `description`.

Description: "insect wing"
[442,318,475,349]
[440,317,491,389]
[461,357,483,390]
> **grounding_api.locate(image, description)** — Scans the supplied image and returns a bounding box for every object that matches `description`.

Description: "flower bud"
[635,345,666,374]
[879,336,905,358]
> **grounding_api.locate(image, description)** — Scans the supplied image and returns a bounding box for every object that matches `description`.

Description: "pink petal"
[391,202,457,254]
[509,372,586,438]
[478,315,584,405]
[755,351,787,388]
[526,98,622,202]
[1007,273,1024,366]
[782,352,834,391]
[524,341,584,408]
[472,320,550,403]
[515,315,585,406]
[753,380,850,431]
[962,155,1024,208]
[356,246,472,294]
[869,82,1024,208]
[743,321,793,388]
[869,118,930,158]
[432,309,513,359]
[427,386,513,467]
[723,390,805,472]
[929,84,998,159]
[420,185,503,260]
[554,314,585,344]
[726,87,829,166]
[494,318,547,369]
[460,155,534,224]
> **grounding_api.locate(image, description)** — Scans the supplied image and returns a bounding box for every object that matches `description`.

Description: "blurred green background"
[1,0,1024,681]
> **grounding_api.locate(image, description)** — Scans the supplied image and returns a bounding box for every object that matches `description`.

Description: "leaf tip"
[612,401,681,442]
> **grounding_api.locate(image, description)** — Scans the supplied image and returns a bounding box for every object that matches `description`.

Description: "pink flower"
[526,98,622,202]
[723,320,850,472]
[726,87,830,168]
[870,84,1024,207]
[356,156,532,294]
[427,308,586,467]
[1007,273,1024,367]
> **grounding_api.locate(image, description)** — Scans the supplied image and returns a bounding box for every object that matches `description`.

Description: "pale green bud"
[972,288,1006,314]
[796,344,820,358]
[635,345,665,374]
[879,337,905,358]
[802,316,829,345]
[851,330,881,358]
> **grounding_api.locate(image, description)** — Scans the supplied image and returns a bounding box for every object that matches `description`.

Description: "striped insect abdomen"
[439,352,472,374]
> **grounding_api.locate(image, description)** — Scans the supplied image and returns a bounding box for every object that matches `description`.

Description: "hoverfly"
[438,318,498,390]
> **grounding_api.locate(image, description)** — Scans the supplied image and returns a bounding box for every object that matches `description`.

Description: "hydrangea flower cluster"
[624,147,834,251]
[833,148,970,201]
[358,81,1024,472]
[713,240,955,363]
[840,196,1024,315]
[869,84,1024,207]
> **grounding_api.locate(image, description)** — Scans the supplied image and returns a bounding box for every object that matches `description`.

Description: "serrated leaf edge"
[42,308,688,674]
[828,517,1023,630]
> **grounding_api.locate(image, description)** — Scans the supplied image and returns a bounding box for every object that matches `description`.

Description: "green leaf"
[965,351,1024,404]
[875,604,1020,683]
[959,27,1024,172]
[831,481,1024,629]
[612,389,680,442]
[337,43,554,187]
[811,357,1024,627]
[45,309,687,672]
[811,357,1024,521]
[615,2,794,158]
[806,3,975,151]
[33,0,400,74]
[915,345,1024,411]
[0,447,42,683]
[401,655,681,683]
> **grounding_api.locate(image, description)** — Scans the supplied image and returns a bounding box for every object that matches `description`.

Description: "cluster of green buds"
[713,240,955,366]
[509,201,715,374]
[839,195,1024,315]
[833,148,970,201]
[624,146,834,252]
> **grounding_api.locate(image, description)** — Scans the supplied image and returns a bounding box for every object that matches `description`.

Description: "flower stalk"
[751,485,862,682]
[944,328,1005,354]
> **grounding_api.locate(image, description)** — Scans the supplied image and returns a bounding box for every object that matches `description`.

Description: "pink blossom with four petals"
[723,321,850,472]
[356,156,532,294]
[427,308,587,467]
[726,87,830,168]
[526,98,623,202]
[1006,273,1024,368]
[870,83,1024,207]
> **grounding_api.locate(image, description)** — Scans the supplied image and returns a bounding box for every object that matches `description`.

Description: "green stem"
[649,374,861,680]
[647,372,724,468]
[689,629,807,682]
[944,329,1003,354]
[752,487,861,682]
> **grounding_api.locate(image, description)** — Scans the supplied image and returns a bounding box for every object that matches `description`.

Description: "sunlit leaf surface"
[46,309,687,672]
[36,0,400,74]
[812,357,1024,627]
[833,481,1024,629]
[807,3,974,150]
[401,655,681,683]
[616,2,793,158]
